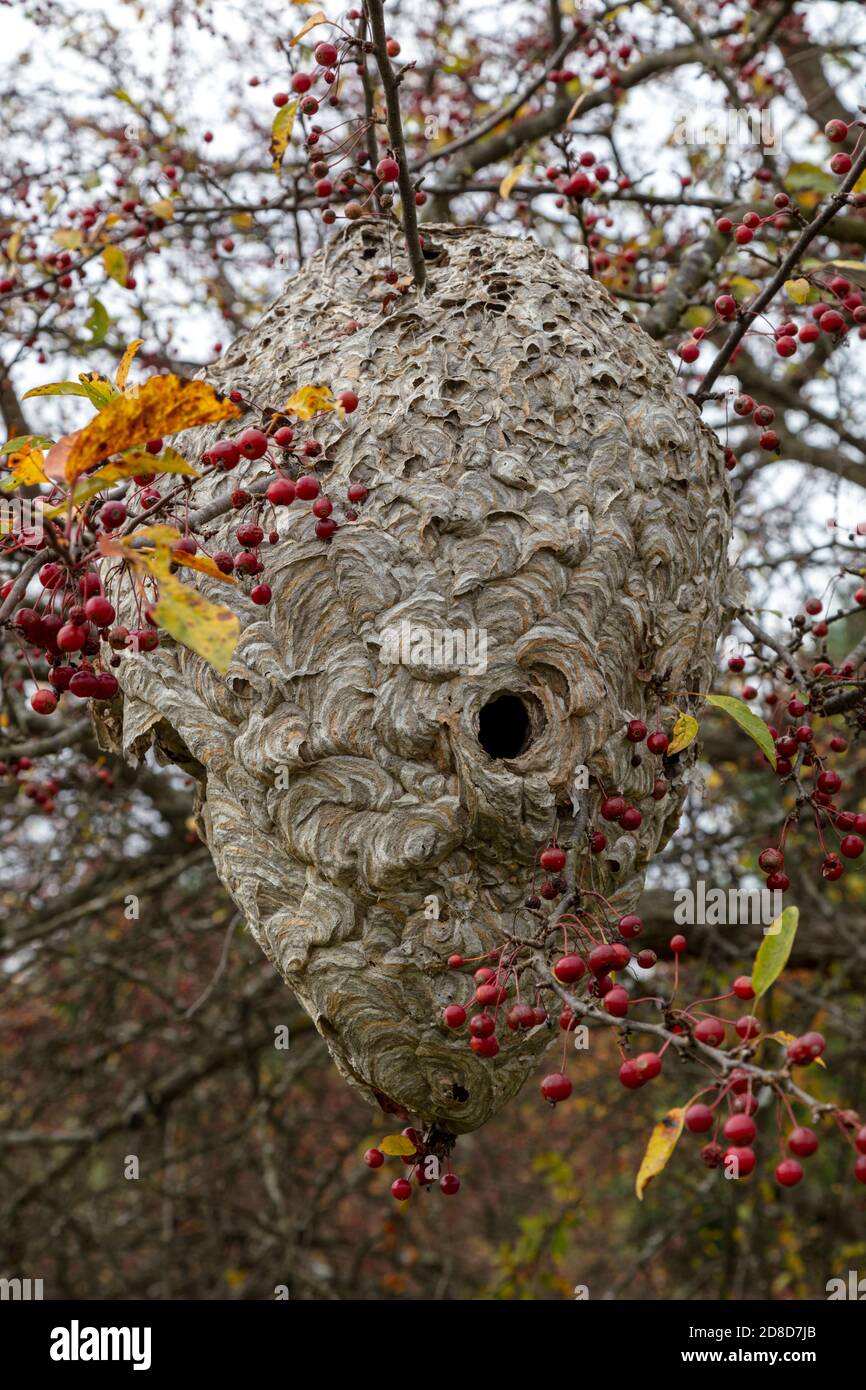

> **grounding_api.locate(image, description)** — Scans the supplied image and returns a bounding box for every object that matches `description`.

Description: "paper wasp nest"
[108,222,735,1135]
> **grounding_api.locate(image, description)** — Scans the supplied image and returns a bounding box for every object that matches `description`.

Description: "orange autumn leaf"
[63,375,240,482]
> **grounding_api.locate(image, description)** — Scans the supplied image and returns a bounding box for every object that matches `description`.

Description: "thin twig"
[365,0,427,292]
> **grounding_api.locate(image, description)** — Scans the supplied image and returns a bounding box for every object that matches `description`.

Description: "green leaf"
[0,434,53,457]
[85,296,111,345]
[784,162,837,195]
[705,693,777,769]
[751,906,799,1000]
[22,381,94,401]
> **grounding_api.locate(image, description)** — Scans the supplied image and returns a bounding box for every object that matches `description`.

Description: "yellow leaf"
[104,212,120,228]
[46,449,202,513]
[270,100,298,175]
[122,445,199,477]
[2,447,47,488]
[170,549,238,584]
[283,383,336,420]
[230,212,253,230]
[636,1107,684,1200]
[379,1134,417,1157]
[290,9,327,45]
[63,375,239,482]
[102,245,128,286]
[6,231,21,262]
[151,568,241,674]
[116,339,144,390]
[499,164,528,200]
[148,198,175,221]
[784,278,811,304]
[53,228,83,249]
[729,275,761,300]
[668,711,699,755]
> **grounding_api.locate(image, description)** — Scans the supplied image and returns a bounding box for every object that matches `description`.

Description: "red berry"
[364,1147,384,1168]
[670,933,687,954]
[541,1072,572,1103]
[694,1017,725,1046]
[724,1145,756,1176]
[553,954,585,984]
[636,948,657,969]
[315,41,339,67]
[855,1156,866,1184]
[238,428,269,460]
[443,1004,466,1028]
[840,834,864,859]
[540,846,566,872]
[775,1158,804,1187]
[84,596,115,626]
[618,913,642,939]
[732,976,754,1000]
[470,1035,499,1057]
[723,1113,756,1144]
[376,157,400,183]
[685,1103,714,1133]
[391,1177,412,1201]
[469,1012,495,1039]
[99,500,127,530]
[273,426,294,447]
[635,1051,662,1081]
[735,1015,760,1041]
[295,474,320,501]
[347,482,368,503]
[600,795,626,821]
[646,731,669,755]
[626,718,647,742]
[439,1173,460,1195]
[31,688,58,715]
[788,1126,818,1157]
[603,986,629,1017]
[267,478,296,506]
[855,1126,866,1155]
[825,118,849,143]
[618,1059,643,1089]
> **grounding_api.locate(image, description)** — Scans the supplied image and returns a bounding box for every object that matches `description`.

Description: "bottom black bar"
[0,1297,858,1373]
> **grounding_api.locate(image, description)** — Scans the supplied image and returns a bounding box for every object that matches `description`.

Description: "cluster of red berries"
[9,567,122,717]
[684,1060,866,1188]
[727,639,866,884]
[3,390,365,719]
[363,1127,460,1202]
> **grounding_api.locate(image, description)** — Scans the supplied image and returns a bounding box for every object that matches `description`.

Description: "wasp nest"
[105,222,735,1134]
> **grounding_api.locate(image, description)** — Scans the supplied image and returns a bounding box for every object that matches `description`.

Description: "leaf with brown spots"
[63,375,240,482]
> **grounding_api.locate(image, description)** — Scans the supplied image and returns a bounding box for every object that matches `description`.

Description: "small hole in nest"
[478,693,537,759]
[451,1083,469,1102]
